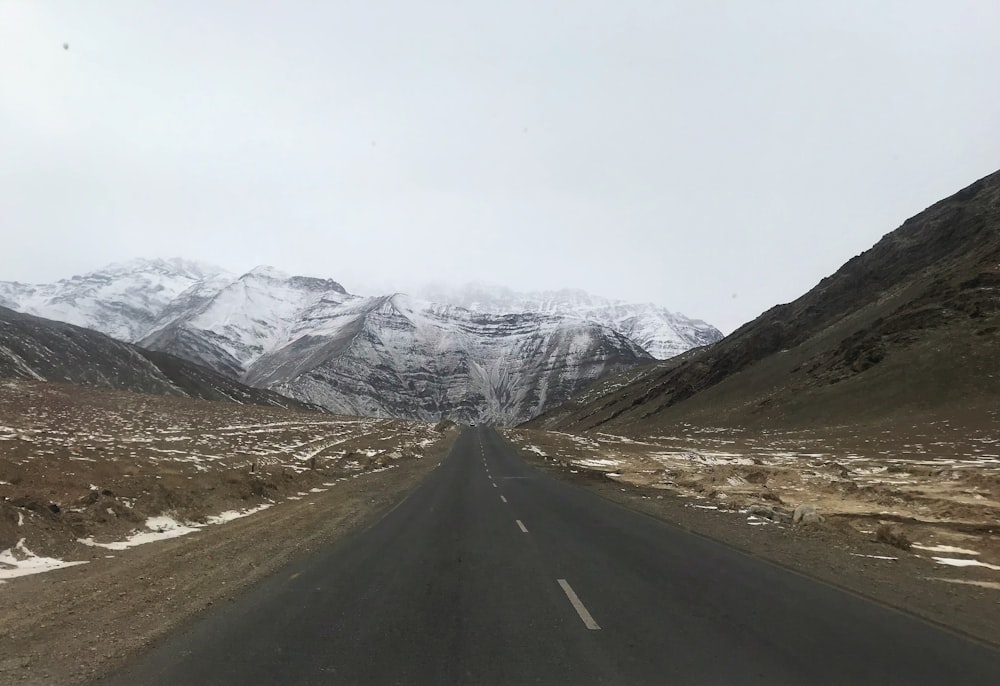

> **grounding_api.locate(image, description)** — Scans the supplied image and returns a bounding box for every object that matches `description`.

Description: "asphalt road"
[102,427,1000,685]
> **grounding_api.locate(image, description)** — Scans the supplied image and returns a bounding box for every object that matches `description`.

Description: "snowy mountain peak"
[103,257,227,280]
[0,258,233,342]
[410,282,722,359]
[245,265,290,280]
[1,259,723,423]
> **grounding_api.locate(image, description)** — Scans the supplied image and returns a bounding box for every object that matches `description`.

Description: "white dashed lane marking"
[515,519,528,533]
[558,579,601,630]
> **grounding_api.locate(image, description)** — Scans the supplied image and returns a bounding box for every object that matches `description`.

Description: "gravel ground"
[0,431,457,686]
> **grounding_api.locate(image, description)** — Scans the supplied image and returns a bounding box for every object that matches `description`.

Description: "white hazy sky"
[2,1,999,333]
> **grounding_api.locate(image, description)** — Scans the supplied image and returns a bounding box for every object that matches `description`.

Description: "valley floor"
[0,380,458,685]
[504,421,1000,647]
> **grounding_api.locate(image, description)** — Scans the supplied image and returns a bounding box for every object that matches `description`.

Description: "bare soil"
[505,425,1000,648]
[0,380,458,685]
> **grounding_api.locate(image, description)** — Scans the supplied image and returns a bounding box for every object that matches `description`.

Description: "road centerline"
[557,579,601,630]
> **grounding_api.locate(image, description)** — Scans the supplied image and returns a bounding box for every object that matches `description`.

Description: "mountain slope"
[2,260,715,423]
[0,258,231,342]
[528,168,1000,433]
[411,283,722,359]
[0,306,315,410]
[244,295,653,424]
[141,277,653,423]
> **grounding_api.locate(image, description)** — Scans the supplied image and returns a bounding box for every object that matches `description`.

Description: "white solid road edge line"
[557,579,601,630]
[515,519,528,533]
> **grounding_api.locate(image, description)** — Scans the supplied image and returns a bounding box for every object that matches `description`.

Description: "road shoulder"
[0,432,457,686]
[504,435,1000,649]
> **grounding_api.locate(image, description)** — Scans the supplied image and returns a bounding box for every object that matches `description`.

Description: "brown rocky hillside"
[529,168,1000,433]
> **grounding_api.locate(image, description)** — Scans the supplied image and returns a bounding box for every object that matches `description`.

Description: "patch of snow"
[572,458,622,469]
[0,538,88,580]
[77,516,200,550]
[913,544,980,556]
[931,557,1000,571]
[202,504,273,525]
[931,578,1000,591]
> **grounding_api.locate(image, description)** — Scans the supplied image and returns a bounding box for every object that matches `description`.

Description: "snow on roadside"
[931,557,1000,571]
[77,504,276,553]
[203,503,273,525]
[913,544,981,556]
[78,516,200,550]
[0,539,88,582]
[572,458,622,469]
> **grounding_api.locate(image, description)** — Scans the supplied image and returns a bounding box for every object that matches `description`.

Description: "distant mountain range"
[528,168,1000,433]
[0,261,720,423]
[409,283,720,359]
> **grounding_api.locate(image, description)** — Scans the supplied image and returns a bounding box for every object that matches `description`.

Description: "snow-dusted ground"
[72,505,276,554]
[505,422,1000,587]
[0,380,446,582]
[0,539,88,582]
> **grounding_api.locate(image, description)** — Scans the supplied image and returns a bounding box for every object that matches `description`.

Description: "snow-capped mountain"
[140,266,353,379]
[0,259,720,423]
[137,270,651,423]
[0,258,231,342]
[242,295,651,424]
[412,282,722,359]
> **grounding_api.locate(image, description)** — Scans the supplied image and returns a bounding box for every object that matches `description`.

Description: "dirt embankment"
[505,425,1000,648]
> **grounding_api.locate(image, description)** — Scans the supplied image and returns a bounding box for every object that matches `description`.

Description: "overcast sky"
[2,1,998,333]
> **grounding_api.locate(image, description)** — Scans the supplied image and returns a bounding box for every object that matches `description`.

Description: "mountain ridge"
[0,305,318,411]
[0,260,718,423]
[527,168,1000,433]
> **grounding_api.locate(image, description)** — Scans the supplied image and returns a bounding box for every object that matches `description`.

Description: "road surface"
[102,427,1000,685]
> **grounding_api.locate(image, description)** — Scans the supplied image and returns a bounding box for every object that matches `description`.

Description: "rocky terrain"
[411,282,722,359]
[0,378,457,684]
[506,420,1000,587]
[0,260,720,424]
[501,426,1000,649]
[0,306,315,410]
[504,169,1000,643]
[0,378,449,575]
[529,168,1000,433]
[142,272,654,424]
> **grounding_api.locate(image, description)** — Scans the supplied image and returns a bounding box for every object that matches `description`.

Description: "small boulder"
[747,504,776,519]
[747,504,792,524]
[793,504,823,525]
